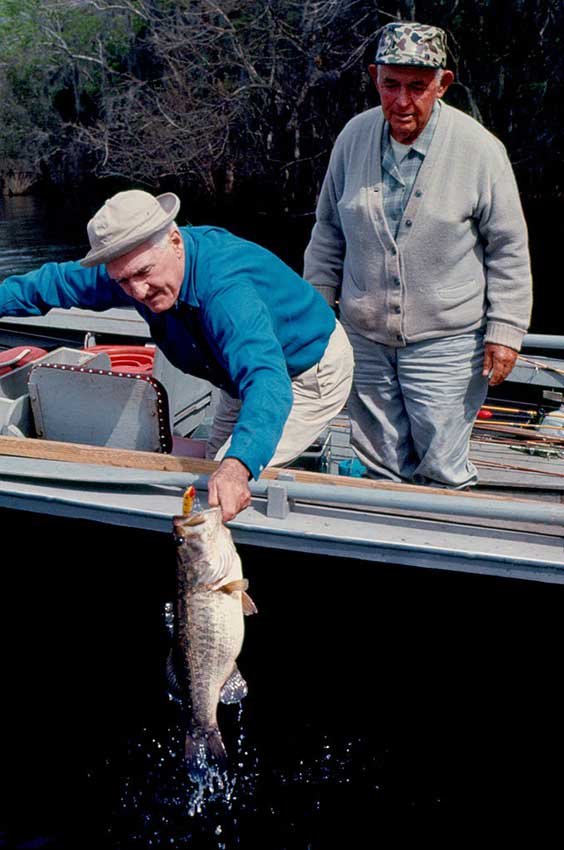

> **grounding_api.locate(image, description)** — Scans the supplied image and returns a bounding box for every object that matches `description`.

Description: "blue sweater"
[0,225,335,478]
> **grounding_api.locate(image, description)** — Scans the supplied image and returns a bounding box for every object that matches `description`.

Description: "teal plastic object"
[338,458,367,478]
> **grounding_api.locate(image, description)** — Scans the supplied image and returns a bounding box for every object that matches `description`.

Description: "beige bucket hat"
[80,190,181,267]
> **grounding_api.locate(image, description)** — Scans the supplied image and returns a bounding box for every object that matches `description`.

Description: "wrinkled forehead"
[377,64,440,85]
[106,239,161,279]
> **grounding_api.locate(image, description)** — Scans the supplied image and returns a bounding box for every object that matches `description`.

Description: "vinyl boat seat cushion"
[28,363,173,453]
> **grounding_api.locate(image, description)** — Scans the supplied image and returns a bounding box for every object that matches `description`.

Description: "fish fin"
[220,665,248,704]
[220,579,248,594]
[242,591,258,616]
[185,728,228,780]
[218,579,258,613]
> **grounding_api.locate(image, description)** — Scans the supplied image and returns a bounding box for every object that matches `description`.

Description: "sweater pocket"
[345,268,368,294]
[426,277,486,334]
[438,279,478,302]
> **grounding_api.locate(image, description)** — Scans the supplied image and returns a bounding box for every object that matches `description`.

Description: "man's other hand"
[482,342,519,386]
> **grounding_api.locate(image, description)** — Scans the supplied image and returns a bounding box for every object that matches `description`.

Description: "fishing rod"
[475,420,564,430]
[481,404,538,415]
[518,355,564,377]
[471,434,564,449]
[474,457,564,478]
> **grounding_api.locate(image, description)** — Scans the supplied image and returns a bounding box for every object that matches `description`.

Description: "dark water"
[0,195,88,277]
[2,195,564,847]
[4,510,564,849]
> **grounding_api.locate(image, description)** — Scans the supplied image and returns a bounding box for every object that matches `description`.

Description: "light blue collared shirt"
[381,101,441,238]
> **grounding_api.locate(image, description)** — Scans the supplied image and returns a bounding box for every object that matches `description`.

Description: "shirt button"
[394,277,400,286]
[373,186,380,193]
[415,190,422,197]
[394,306,401,314]
[396,334,402,341]
[391,248,397,256]
[405,219,413,227]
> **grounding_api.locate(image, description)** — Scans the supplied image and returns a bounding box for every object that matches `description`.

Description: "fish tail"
[185,727,228,779]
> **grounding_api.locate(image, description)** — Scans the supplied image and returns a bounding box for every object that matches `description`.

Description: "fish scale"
[180,591,244,729]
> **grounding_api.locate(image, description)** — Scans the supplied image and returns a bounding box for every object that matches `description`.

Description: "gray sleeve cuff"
[485,321,526,351]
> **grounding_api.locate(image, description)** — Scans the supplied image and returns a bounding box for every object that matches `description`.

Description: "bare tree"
[0,0,562,204]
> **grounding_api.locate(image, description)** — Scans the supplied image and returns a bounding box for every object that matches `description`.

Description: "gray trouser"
[343,327,489,488]
[206,321,354,468]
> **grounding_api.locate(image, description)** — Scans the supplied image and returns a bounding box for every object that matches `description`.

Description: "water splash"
[109,704,258,848]
[100,711,405,848]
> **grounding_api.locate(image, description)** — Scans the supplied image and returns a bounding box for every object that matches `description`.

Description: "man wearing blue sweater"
[0,190,353,520]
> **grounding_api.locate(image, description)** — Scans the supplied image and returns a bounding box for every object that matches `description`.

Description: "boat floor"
[471,440,564,501]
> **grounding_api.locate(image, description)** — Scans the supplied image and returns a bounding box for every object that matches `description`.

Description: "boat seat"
[28,363,173,452]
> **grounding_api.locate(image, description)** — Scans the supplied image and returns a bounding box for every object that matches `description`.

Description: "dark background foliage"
[1,0,562,214]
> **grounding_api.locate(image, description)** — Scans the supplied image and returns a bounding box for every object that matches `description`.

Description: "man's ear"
[437,69,455,97]
[170,227,184,256]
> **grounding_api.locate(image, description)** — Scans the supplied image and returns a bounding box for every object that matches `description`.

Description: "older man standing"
[304,21,532,488]
[0,190,353,519]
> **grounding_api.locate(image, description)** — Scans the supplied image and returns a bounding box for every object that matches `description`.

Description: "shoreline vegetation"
[0,0,562,214]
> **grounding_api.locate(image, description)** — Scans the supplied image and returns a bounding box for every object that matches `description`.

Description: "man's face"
[369,64,453,144]
[107,229,185,313]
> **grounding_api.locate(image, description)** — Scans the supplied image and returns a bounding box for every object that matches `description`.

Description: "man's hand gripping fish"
[171,507,257,777]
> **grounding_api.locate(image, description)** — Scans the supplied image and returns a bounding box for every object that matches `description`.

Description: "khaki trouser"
[206,321,354,469]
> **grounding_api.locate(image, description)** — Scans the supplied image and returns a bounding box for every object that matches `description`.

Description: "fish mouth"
[172,507,223,544]
[172,512,208,543]
[184,515,207,526]
[174,506,223,528]
[173,513,206,529]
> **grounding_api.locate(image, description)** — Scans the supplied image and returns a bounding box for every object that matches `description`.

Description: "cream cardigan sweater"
[304,103,532,350]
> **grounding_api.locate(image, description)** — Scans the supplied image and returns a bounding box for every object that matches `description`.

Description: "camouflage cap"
[375,22,447,68]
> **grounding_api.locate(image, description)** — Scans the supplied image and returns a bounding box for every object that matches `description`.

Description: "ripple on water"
[0,245,83,278]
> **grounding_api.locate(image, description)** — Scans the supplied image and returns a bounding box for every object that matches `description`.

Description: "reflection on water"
[0,195,88,277]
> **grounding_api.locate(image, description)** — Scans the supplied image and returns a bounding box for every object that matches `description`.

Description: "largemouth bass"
[171,507,257,777]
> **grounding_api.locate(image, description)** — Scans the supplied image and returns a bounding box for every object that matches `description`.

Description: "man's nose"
[128,279,149,300]
[396,86,412,107]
